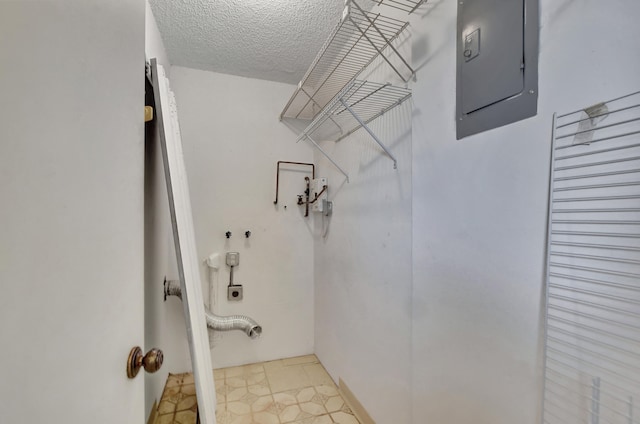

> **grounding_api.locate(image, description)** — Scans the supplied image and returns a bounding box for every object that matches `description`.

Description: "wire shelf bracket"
[280,0,414,121]
[296,79,412,182]
[541,90,640,424]
[373,0,428,14]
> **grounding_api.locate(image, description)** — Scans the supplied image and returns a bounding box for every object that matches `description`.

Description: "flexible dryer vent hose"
[164,280,262,339]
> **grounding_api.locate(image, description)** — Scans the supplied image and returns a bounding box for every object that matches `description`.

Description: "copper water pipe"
[273,161,315,205]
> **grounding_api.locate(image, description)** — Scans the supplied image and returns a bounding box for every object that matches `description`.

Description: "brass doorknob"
[127,346,163,379]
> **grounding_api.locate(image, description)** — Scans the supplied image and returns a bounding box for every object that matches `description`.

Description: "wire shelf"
[280,1,413,121]
[300,79,411,142]
[542,90,640,424]
[294,79,411,181]
[372,0,428,14]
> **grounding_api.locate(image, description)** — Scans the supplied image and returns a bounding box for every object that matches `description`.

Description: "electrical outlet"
[226,252,239,267]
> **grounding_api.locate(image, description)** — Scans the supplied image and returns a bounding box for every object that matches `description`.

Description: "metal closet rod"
[273,161,314,205]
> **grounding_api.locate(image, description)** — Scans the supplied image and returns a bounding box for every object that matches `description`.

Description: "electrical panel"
[456,0,538,139]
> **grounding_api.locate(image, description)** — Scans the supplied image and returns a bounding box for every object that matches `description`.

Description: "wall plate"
[228,285,243,301]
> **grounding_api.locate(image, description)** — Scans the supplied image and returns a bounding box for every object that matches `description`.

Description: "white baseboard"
[339,378,376,424]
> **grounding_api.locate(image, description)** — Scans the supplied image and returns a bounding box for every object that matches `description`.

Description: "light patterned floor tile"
[224,365,246,378]
[282,355,318,366]
[157,413,175,424]
[263,359,285,374]
[279,404,301,423]
[227,387,249,402]
[227,376,248,388]
[162,385,181,400]
[181,384,196,396]
[158,399,177,415]
[299,401,326,416]
[314,385,338,397]
[324,395,345,413]
[296,387,316,403]
[253,411,281,424]
[246,363,265,374]
[310,392,329,407]
[247,372,267,386]
[216,383,233,396]
[155,356,361,424]
[240,391,260,406]
[248,383,271,397]
[176,395,197,412]
[267,365,311,392]
[251,395,275,413]
[294,415,333,424]
[229,414,253,424]
[273,391,298,407]
[213,368,225,381]
[174,409,196,424]
[331,411,360,424]
[227,400,251,416]
[302,364,334,387]
[166,374,183,388]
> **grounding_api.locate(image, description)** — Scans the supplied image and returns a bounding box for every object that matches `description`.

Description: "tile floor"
[155,354,361,424]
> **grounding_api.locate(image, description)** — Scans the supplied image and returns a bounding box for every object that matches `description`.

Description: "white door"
[0,2,146,423]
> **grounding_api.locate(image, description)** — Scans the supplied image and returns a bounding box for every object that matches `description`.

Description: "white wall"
[145,1,170,72]
[310,32,414,421]
[169,66,316,368]
[144,2,640,423]
[410,1,640,423]
[313,102,413,423]
[0,1,145,422]
[144,2,192,417]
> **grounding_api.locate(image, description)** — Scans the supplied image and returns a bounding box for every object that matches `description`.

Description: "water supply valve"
[311,177,328,213]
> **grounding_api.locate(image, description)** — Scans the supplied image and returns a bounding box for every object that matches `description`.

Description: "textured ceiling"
[149,0,351,85]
